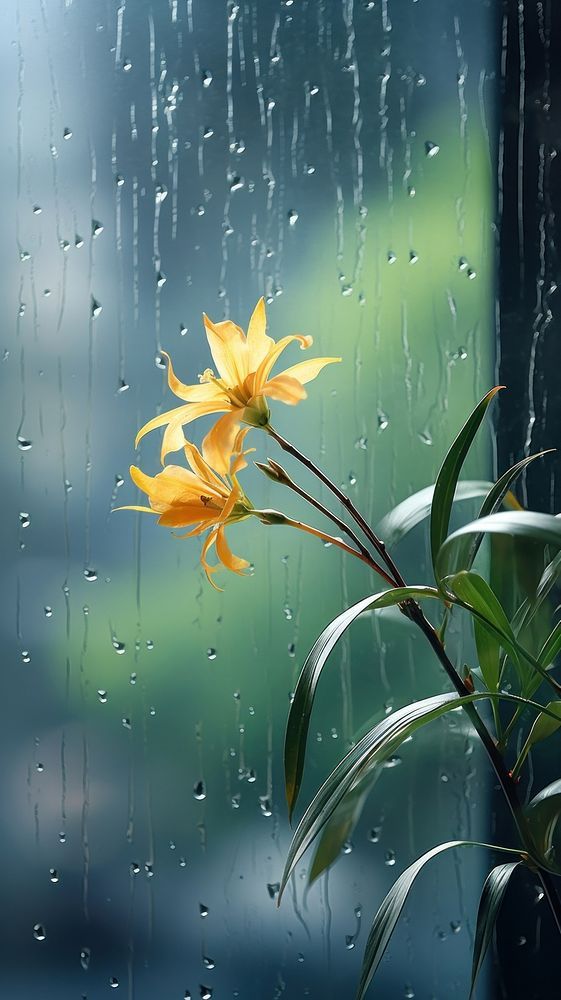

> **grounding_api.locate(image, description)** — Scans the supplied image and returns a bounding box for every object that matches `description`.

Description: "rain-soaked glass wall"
[2,1,501,997]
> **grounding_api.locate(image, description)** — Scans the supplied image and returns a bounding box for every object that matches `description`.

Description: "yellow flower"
[135,297,341,474]
[118,436,253,589]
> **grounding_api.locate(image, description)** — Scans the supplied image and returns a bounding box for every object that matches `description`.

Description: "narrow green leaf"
[280,691,558,902]
[284,586,442,821]
[446,571,521,684]
[377,481,493,547]
[525,779,561,870]
[469,863,521,998]
[437,511,561,581]
[355,840,521,1000]
[308,775,375,885]
[538,621,561,668]
[513,702,561,780]
[430,387,502,575]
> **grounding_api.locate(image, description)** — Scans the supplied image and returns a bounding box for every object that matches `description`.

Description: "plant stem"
[267,425,406,587]
[267,427,561,935]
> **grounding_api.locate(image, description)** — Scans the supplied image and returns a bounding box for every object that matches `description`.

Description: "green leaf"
[469,862,521,998]
[538,621,561,668]
[525,779,561,870]
[377,481,493,547]
[437,511,561,581]
[308,774,376,885]
[446,571,521,685]
[513,702,561,779]
[284,586,442,821]
[430,387,502,575]
[473,618,501,692]
[462,452,553,573]
[355,840,521,1000]
[280,690,556,901]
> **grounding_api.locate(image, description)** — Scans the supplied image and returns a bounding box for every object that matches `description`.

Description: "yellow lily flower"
[135,297,341,474]
[118,436,253,589]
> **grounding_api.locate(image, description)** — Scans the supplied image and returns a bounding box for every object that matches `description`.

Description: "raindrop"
[309,83,319,96]
[342,840,353,855]
[144,863,154,878]
[355,435,368,449]
[458,256,468,271]
[84,568,97,582]
[418,430,433,446]
[385,850,396,866]
[404,987,415,998]
[246,769,256,783]
[91,220,104,237]
[155,184,168,203]
[287,209,299,226]
[207,648,217,660]
[368,827,381,843]
[424,141,440,157]
[200,988,212,1000]
[467,267,477,280]
[44,607,53,618]
[283,606,293,621]
[130,862,141,875]
[201,70,213,88]
[91,298,102,319]
[122,718,131,730]
[348,472,357,486]
[259,796,272,817]
[33,205,42,215]
[33,924,46,941]
[146,639,154,650]
[185,993,192,1000]
[330,727,338,739]
[97,690,108,704]
[22,650,31,664]
[59,831,66,844]
[123,58,132,71]
[387,251,397,264]
[130,672,137,683]
[19,512,30,528]
[199,903,209,918]
[267,882,280,900]
[229,175,244,193]
[63,127,72,140]
[297,953,305,963]
[202,956,215,970]
[345,935,355,950]
[117,379,129,393]
[109,977,119,988]
[116,174,125,187]
[43,288,52,297]
[36,762,44,772]
[288,642,296,657]
[64,479,73,493]
[155,354,166,369]
[450,920,461,934]
[193,780,206,801]
[112,638,126,654]
[75,235,84,248]
[341,283,353,296]
[409,251,419,265]
[203,127,214,139]
[17,436,32,451]
[156,271,167,288]
[80,947,91,970]
[20,250,30,261]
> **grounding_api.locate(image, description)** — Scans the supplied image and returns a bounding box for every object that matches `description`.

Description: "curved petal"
[200,529,223,590]
[130,464,218,511]
[202,410,243,476]
[183,439,229,496]
[159,401,230,463]
[262,374,308,405]
[215,525,250,574]
[246,298,274,369]
[135,399,227,451]
[161,350,226,403]
[113,504,157,515]
[276,355,342,385]
[157,505,217,528]
[203,313,249,386]
[254,334,313,390]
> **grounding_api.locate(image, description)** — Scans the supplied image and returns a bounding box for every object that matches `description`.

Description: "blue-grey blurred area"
[0,0,498,997]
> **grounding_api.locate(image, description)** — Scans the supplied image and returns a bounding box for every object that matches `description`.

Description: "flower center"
[199,368,251,408]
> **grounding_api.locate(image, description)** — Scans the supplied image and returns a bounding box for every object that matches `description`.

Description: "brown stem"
[267,424,406,587]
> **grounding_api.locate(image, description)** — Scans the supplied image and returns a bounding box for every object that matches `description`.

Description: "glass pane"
[3,0,498,996]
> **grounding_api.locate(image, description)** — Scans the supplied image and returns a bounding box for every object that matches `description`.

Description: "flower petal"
[203,314,249,386]
[254,334,313,389]
[161,350,226,403]
[135,399,227,452]
[200,529,223,590]
[246,298,274,369]
[215,525,250,574]
[183,439,229,496]
[159,401,229,463]
[113,504,157,515]
[130,464,215,510]
[276,355,342,385]
[202,410,243,476]
[157,505,218,528]
[262,374,308,405]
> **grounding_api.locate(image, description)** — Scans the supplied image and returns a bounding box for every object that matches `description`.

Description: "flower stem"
[267,425,405,587]
[251,508,375,571]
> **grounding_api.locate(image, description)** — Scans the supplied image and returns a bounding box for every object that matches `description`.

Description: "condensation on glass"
[2,1,496,996]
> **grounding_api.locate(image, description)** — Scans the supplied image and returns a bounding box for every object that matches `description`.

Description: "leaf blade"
[469,862,521,998]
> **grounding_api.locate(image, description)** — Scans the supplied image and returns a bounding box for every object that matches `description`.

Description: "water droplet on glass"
[341,283,353,296]
[267,882,280,900]
[44,606,53,618]
[283,606,293,621]
[418,430,433,446]
[19,512,30,528]
[17,436,32,451]
[202,70,213,88]
[20,249,31,261]
[259,796,272,817]
[64,479,72,493]
[33,205,42,215]
[122,718,131,730]
[368,827,381,843]
[33,924,46,941]
[63,127,73,140]
[36,762,44,773]
[112,638,126,654]
[450,920,461,934]
[404,986,415,998]
[146,639,154,650]
[109,977,119,988]
[123,58,132,71]
[425,141,440,157]
[130,862,141,875]
[287,209,299,227]
[199,903,209,918]
[98,690,108,704]
[59,831,66,844]
[80,947,91,970]
[458,256,468,271]
[207,648,217,660]
[387,251,397,264]
[116,174,125,187]
[342,841,353,855]
[156,271,167,288]
[409,250,419,264]
[467,267,477,280]
[345,935,355,950]
[22,650,31,664]
[348,472,357,486]
[200,988,213,1000]
[75,234,84,248]
[385,850,396,866]
[185,993,192,1000]
[203,956,215,970]
[193,780,206,801]
[84,568,97,582]
[144,862,154,878]
[91,220,104,238]
[155,184,168,203]
[91,298,102,319]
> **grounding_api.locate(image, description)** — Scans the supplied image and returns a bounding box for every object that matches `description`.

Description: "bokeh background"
[0,0,504,996]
